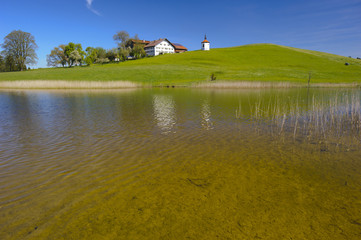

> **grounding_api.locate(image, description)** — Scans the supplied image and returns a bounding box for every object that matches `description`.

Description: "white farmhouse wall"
[155,40,175,56]
[145,40,175,56]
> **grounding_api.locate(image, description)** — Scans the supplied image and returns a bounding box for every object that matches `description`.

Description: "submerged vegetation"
[1,44,360,86]
[1,88,361,239]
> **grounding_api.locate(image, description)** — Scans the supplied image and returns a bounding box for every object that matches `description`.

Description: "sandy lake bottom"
[0,88,361,239]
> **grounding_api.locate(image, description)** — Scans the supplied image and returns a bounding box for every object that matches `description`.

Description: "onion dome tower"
[201,35,210,51]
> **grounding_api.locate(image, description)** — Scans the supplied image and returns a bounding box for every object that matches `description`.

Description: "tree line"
[0,30,38,72]
[0,30,147,72]
[47,30,147,68]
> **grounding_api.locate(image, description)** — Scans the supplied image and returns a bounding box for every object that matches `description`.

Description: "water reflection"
[201,99,213,130]
[152,95,177,134]
[1,89,361,240]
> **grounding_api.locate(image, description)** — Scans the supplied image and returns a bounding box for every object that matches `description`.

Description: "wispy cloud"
[86,0,101,16]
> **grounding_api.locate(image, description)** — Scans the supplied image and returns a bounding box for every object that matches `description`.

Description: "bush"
[96,58,110,64]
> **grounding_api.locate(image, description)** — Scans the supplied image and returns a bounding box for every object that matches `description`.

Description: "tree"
[64,43,85,67]
[106,48,119,62]
[5,54,17,72]
[1,30,38,71]
[64,42,76,67]
[113,31,130,48]
[95,47,107,59]
[114,31,146,61]
[75,44,86,66]
[131,44,146,59]
[94,47,109,64]
[69,50,82,66]
[47,45,67,67]
[85,47,98,65]
[118,47,130,62]
[0,54,5,72]
[114,31,131,61]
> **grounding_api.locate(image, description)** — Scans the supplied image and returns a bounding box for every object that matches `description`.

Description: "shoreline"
[0,80,360,89]
[0,80,139,89]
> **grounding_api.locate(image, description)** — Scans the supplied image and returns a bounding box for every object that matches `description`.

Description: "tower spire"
[205,34,207,40]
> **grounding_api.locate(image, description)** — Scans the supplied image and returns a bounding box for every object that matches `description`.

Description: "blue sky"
[1,0,360,68]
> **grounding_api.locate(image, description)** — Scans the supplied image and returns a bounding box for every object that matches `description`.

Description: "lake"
[0,88,360,239]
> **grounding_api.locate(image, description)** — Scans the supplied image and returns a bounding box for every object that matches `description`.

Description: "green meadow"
[0,44,360,86]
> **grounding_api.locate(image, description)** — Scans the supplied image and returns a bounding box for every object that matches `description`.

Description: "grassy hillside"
[0,44,360,85]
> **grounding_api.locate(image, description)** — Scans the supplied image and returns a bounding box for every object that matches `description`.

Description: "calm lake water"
[0,88,361,239]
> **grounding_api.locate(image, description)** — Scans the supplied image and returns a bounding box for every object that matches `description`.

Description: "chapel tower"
[201,35,210,51]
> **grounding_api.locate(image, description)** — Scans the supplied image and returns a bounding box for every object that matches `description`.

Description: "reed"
[0,80,359,90]
[193,81,300,88]
[193,81,361,89]
[238,91,361,151]
[0,80,139,89]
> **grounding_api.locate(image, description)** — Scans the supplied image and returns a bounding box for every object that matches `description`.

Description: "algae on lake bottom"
[0,88,360,239]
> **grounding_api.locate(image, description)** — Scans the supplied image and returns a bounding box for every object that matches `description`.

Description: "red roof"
[202,35,210,43]
[172,43,188,51]
[145,38,168,48]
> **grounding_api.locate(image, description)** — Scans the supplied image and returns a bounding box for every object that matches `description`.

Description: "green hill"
[0,44,360,86]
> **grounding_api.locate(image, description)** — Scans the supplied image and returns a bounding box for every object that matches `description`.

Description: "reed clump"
[193,81,301,88]
[194,81,361,89]
[0,80,139,89]
[238,92,361,151]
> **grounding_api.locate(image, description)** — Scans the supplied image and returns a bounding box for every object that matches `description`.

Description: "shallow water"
[0,88,361,239]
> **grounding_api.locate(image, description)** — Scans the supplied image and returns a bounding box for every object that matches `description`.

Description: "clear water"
[0,88,360,239]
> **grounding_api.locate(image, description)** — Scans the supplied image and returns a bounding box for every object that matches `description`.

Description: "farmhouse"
[144,39,175,56]
[127,38,188,56]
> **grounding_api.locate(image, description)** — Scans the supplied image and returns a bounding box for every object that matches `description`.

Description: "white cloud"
[86,0,101,16]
